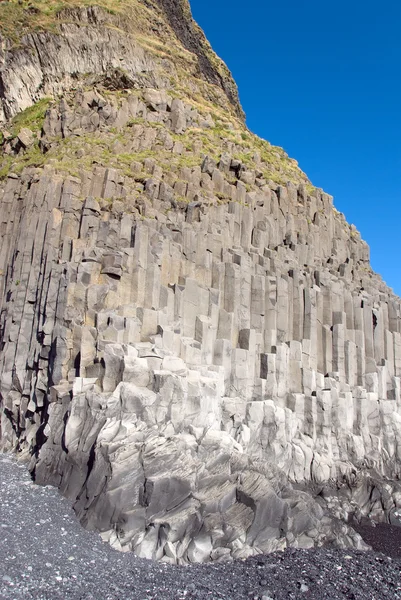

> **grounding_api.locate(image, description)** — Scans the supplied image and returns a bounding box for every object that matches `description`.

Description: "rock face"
[0,0,401,564]
[0,2,243,123]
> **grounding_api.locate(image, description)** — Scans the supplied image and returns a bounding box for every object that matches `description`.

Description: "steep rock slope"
[0,0,243,122]
[0,0,401,563]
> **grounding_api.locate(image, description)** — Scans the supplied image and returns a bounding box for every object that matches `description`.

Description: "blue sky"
[190,0,401,296]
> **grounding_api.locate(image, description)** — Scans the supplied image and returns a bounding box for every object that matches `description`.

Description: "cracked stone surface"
[1,455,401,600]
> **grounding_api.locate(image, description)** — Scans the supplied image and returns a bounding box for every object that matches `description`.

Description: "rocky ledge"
[1,454,401,600]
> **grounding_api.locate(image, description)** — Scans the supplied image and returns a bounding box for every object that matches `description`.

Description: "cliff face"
[153,0,243,116]
[0,0,401,563]
[0,0,243,122]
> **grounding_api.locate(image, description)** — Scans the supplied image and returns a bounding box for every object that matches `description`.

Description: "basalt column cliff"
[0,0,400,563]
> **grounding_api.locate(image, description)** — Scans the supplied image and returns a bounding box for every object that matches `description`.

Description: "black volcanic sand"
[352,519,401,560]
[1,455,400,600]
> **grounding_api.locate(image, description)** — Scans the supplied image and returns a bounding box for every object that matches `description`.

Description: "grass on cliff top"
[0,0,155,42]
[0,0,192,53]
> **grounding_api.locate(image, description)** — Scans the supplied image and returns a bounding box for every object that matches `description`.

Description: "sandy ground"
[1,454,400,600]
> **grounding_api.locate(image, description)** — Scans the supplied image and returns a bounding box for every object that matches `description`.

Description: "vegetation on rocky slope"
[0,0,149,40]
[0,0,243,120]
[0,1,301,186]
[0,91,311,191]
[0,0,367,251]
[0,87,379,294]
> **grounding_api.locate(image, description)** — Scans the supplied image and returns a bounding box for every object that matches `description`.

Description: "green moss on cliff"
[10,98,51,136]
[0,145,47,180]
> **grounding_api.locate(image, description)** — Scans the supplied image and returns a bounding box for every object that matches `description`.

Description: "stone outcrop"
[0,1,242,122]
[0,0,400,564]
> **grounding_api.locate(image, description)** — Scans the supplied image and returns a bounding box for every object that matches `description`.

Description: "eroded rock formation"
[0,0,400,563]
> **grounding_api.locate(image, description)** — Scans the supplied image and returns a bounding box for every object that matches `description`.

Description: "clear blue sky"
[190,0,401,296]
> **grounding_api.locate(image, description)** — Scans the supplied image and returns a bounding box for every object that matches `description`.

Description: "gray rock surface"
[0,0,401,565]
[0,3,242,123]
[1,454,401,600]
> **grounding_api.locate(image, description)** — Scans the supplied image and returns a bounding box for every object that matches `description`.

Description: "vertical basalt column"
[373,305,385,365]
[264,277,277,352]
[303,286,317,371]
[394,332,401,378]
[276,276,289,344]
[363,302,375,370]
[316,289,325,374]
[332,311,346,379]
[291,270,304,343]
